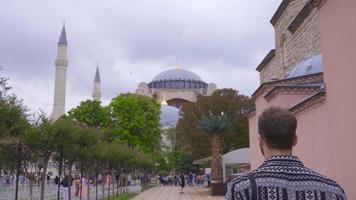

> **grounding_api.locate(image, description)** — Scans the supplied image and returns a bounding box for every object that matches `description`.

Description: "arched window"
[280,33,288,75]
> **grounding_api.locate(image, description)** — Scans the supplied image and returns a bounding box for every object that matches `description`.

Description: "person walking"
[74,176,80,197]
[54,175,59,185]
[60,175,71,200]
[80,176,88,198]
[188,172,194,187]
[226,107,347,200]
[179,172,185,194]
[46,175,50,185]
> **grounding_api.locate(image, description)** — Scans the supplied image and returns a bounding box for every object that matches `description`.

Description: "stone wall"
[260,0,321,83]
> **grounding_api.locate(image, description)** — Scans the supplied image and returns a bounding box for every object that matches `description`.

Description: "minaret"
[50,25,68,121]
[92,65,101,101]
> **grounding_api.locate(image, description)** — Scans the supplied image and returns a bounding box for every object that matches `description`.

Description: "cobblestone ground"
[132,186,225,200]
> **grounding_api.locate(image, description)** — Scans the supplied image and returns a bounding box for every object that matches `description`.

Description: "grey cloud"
[0,0,282,114]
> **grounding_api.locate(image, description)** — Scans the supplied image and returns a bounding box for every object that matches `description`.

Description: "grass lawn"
[112,193,136,200]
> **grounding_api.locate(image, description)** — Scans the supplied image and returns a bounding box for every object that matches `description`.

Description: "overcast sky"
[0,0,281,115]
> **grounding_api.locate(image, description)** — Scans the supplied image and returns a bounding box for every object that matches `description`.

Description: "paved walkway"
[132,186,225,200]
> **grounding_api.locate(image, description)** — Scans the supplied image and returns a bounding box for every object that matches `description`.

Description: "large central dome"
[152,68,203,82]
[148,68,207,90]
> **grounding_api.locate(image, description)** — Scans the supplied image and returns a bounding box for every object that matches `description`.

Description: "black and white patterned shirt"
[225,155,346,200]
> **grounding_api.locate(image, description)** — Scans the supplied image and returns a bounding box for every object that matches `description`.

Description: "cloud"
[0,0,281,115]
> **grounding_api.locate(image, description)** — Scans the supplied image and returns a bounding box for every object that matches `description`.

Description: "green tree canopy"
[68,100,109,128]
[109,94,161,154]
[176,88,253,160]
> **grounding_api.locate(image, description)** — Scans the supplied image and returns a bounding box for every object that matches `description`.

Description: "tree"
[0,76,29,200]
[68,100,110,128]
[198,114,230,182]
[109,94,161,154]
[23,114,73,200]
[176,89,253,180]
[51,116,79,200]
[74,126,99,200]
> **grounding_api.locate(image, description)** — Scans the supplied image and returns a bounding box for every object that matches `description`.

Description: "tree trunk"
[211,134,222,183]
[116,167,120,197]
[40,156,50,200]
[86,170,90,200]
[79,161,83,200]
[102,169,105,200]
[57,157,62,200]
[112,170,115,197]
[29,179,33,198]
[68,164,72,200]
[108,166,111,200]
[95,160,98,200]
[15,140,22,200]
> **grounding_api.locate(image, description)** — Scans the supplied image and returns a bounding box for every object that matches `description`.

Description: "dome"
[153,68,203,82]
[148,68,208,90]
[287,54,323,79]
[160,104,180,129]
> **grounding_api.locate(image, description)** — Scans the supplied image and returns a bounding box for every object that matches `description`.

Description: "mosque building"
[136,68,217,108]
[49,25,217,149]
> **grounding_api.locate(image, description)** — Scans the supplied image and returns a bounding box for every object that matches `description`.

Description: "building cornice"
[264,84,322,102]
[256,49,276,72]
[246,108,256,118]
[270,0,295,26]
[288,0,316,33]
[252,73,324,99]
[289,90,326,115]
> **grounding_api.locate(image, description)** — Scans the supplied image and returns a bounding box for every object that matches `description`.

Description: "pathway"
[132,186,225,200]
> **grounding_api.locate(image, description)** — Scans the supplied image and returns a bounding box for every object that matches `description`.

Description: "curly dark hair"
[258,107,297,150]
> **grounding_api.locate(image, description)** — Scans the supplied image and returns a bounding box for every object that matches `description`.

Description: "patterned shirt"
[225,155,346,200]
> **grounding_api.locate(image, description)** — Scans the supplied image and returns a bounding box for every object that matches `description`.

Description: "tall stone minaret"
[50,25,68,121]
[92,65,101,101]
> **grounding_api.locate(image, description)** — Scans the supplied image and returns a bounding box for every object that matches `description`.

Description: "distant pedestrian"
[179,172,185,194]
[46,175,50,185]
[60,175,71,200]
[174,174,179,186]
[188,172,194,186]
[74,176,80,197]
[206,173,211,188]
[54,175,59,185]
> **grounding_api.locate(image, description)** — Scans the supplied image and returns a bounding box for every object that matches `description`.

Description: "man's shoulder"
[228,172,254,189]
[304,167,346,194]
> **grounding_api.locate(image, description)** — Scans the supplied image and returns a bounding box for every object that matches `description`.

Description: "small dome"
[287,54,323,79]
[153,68,203,82]
[160,105,180,129]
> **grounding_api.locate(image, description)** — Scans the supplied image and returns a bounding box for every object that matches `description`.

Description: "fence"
[0,181,142,200]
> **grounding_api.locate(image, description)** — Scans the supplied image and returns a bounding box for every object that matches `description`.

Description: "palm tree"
[198,113,230,183]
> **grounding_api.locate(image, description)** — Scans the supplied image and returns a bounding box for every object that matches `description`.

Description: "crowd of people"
[158,171,212,193]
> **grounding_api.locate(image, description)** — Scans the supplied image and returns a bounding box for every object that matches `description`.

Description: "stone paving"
[132,186,225,200]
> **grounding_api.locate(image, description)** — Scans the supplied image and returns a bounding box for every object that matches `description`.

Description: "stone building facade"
[257,0,321,83]
[249,0,356,198]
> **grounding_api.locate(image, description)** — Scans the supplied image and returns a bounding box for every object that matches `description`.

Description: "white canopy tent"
[222,148,250,182]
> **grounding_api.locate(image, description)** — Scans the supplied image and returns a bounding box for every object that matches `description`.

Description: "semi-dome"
[287,54,323,79]
[160,104,180,129]
[148,68,208,90]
